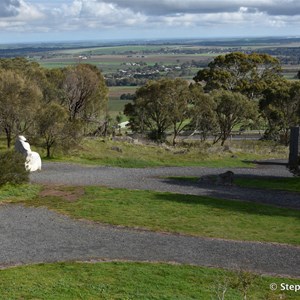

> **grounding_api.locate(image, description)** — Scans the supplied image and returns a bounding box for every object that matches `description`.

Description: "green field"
[108,86,136,117]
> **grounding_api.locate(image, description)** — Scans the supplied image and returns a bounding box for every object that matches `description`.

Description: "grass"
[41,138,289,168]
[0,184,40,202]
[0,262,299,300]
[235,177,300,193]
[167,176,300,193]
[4,184,299,245]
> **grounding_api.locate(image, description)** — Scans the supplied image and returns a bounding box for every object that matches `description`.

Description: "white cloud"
[0,0,299,40]
[0,0,43,31]
[100,0,300,16]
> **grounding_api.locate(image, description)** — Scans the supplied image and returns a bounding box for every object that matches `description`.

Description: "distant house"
[118,121,129,128]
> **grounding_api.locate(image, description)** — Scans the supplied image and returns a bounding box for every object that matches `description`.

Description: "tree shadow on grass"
[242,159,288,167]
[158,176,300,218]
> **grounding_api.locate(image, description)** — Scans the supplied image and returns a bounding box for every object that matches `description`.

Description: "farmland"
[22,38,299,116]
[1,37,299,117]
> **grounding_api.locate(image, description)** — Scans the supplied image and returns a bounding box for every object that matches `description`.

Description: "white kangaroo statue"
[15,135,42,172]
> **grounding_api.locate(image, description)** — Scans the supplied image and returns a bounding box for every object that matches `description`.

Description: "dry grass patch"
[39,185,85,202]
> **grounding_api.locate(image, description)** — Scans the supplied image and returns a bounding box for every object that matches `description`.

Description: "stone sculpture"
[15,135,42,172]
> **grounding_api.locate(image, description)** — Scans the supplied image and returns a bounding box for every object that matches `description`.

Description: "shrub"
[0,151,29,186]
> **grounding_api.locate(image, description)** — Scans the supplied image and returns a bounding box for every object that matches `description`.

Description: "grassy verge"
[4,185,299,245]
[43,138,288,168]
[0,262,299,300]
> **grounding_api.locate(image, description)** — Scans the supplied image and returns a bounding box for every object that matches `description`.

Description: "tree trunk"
[5,127,11,148]
[172,128,178,146]
[46,145,51,158]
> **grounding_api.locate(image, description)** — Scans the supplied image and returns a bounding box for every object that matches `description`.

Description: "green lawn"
[0,262,299,300]
[4,185,299,245]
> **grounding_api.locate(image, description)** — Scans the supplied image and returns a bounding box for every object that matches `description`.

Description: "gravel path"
[30,161,300,209]
[1,161,299,277]
[1,205,299,277]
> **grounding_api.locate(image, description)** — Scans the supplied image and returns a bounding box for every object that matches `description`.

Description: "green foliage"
[0,151,29,186]
[260,79,300,144]
[212,90,258,145]
[189,83,218,141]
[0,68,42,148]
[62,63,108,122]
[36,103,80,158]
[125,78,191,143]
[194,52,282,100]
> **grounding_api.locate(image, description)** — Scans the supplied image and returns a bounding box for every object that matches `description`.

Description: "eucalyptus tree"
[260,79,300,144]
[62,64,108,122]
[124,78,191,143]
[194,52,282,100]
[0,69,42,148]
[212,90,258,145]
[189,83,218,141]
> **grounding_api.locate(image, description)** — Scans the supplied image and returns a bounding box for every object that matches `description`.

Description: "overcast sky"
[0,0,299,43]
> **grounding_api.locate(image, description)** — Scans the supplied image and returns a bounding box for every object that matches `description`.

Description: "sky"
[0,0,299,44]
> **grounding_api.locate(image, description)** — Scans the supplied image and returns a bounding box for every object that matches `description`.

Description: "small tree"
[189,84,218,141]
[36,103,79,158]
[212,90,258,145]
[260,79,300,144]
[124,78,191,143]
[167,79,191,146]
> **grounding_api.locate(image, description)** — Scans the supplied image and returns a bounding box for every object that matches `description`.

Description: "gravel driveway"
[1,205,299,277]
[0,161,299,277]
[30,161,300,209]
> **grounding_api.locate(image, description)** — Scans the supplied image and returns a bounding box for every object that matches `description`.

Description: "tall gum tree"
[63,64,108,122]
[194,52,282,100]
[0,69,42,148]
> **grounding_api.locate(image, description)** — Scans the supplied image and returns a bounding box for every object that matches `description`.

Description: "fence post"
[289,127,300,168]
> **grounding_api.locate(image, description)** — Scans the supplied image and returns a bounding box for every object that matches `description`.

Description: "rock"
[112,136,134,143]
[111,146,123,153]
[174,149,188,155]
[216,171,234,186]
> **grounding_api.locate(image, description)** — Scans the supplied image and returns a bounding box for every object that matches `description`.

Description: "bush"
[0,151,29,186]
